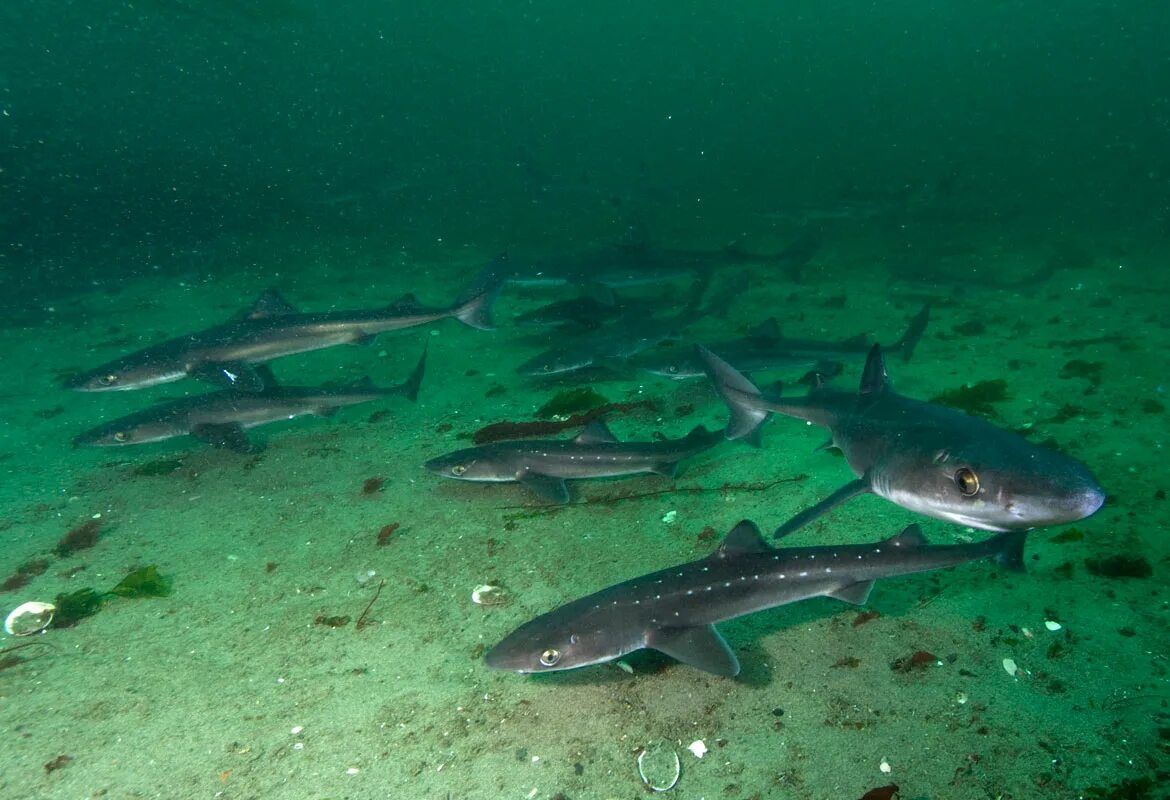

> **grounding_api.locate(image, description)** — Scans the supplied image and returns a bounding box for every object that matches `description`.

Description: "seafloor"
[0,229,1166,800]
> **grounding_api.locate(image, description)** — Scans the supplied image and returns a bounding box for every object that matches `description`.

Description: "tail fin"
[992,529,1028,573]
[451,255,507,330]
[695,345,771,446]
[892,304,930,362]
[396,342,428,402]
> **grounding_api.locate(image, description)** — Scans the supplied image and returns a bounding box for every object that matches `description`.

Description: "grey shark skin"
[485,520,1026,676]
[698,344,1106,536]
[424,420,723,503]
[630,305,930,380]
[66,260,501,393]
[73,346,426,453]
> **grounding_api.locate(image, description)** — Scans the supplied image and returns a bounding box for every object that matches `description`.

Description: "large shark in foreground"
[73,346,427,453]
[485,520,1026,676]
[67,260,501,392]
[698,344,1105,536]
[424,420,723,503]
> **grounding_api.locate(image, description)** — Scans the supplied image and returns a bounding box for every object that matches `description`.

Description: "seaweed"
[52,588,106,628]
[1,558,50,593]
[54,519,103,557]
[108,565,173,598]
[930,379,1009,418]
[535,388,610,419]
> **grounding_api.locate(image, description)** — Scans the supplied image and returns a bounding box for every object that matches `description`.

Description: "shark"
[424,420,724,503]
[697,344,1106,537]
[66,259,501,392]
[73,346,426,453]
[630,305,930,380]
[485,519,1026,676]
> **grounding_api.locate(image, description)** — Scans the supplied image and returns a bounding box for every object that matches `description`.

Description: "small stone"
[1002,657,1019,677]
[879,759,892,774]
[1044,620,1062,632]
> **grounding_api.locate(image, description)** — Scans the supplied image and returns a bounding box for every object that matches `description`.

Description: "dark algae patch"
[1085,554,1153,579]
[930,379,1009,418]
[54,518,103,557]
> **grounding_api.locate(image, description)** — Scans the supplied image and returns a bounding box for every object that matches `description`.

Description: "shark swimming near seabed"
[485,519,1026,676]
[66,258,502,392]
[73,345,427,453]
[515,276,711,377]
[424,420,724,503]
[697,344,1106,536]
[630,304,931,380]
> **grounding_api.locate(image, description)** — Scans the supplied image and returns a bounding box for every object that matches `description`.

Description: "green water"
[1,3,1166,799]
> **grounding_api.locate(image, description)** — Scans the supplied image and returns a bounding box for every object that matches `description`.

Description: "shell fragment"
[4,601,56,636]
[637,741,681,792]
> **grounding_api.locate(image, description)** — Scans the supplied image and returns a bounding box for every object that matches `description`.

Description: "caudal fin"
[695,345,771,446]
[451,255,507,330]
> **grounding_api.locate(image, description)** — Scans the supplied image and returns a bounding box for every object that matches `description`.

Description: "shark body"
[73,347,426,453]
[424,420,723,503]
[67,261,500,392]
[630,305,929,380]
[698,344,1105,536]
[485,520,1026,676]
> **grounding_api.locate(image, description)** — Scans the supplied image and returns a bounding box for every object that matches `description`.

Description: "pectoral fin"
[773,478,871,539]
[647,625,740,677]
[827,580,875,605]
[190,423,256,454]
[517,470,570,504]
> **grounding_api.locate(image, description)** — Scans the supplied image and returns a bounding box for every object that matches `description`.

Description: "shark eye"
[539,648,561,667]
[99,374,118,386]
[113,431,129,442]
[451,464,467,476]
[667,365,679,374]
[954,467,980,496]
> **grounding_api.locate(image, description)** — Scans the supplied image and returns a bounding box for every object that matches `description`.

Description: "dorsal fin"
[246,288,298,320]
[859,343,889,397]
[253,364,280,390]
[713,520,770,559]
[748,317,782,341]
[386,293,424,313]
[884,523,927,549]
[573,419,618,445]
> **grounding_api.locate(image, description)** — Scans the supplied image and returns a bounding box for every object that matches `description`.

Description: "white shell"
[1002,657,1019,677]
[638,741,681,792]
[687,740,708,759]
[471,585,508,606]
[4,601,56,636]
[1044,620,1063,632]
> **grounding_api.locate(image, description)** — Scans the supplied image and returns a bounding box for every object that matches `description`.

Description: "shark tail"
[891,303,930,362]
[695,345,771,446]
[451,255,507,331]
[991,529,1028,573]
